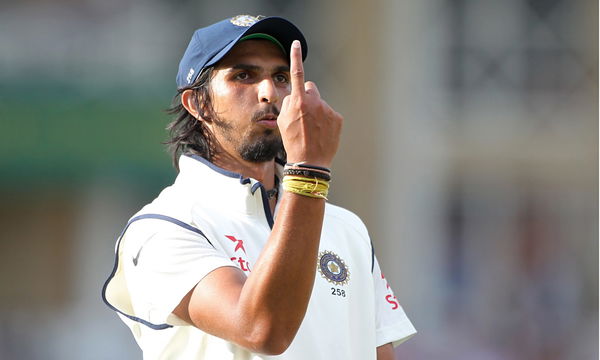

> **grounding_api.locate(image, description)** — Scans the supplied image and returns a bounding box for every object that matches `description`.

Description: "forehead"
[215,39,289,69]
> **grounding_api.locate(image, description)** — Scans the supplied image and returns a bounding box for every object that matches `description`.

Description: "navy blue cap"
[176,15,308,89]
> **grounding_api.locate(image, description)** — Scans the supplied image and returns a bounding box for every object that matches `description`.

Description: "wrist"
[284,154,332,169]
[281,163,331,199]
[284,160,332,171]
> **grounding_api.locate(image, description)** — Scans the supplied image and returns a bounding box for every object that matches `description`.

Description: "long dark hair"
[165,67,216,170]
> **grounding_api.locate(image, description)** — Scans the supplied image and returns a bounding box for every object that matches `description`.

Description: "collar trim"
[186,154,251,185]
[185,154,284,189]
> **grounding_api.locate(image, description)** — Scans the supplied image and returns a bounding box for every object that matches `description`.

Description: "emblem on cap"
[230,15,264,27]
[318,251,350,286]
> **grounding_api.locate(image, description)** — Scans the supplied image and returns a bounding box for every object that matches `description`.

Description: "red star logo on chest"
[225,235,246,254]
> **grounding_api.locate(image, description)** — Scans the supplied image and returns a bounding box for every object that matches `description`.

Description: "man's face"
[207,39,291,162]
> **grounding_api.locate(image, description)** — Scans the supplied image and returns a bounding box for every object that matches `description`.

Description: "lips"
[257,114,278,129]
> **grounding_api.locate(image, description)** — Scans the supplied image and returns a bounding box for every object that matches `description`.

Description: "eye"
[274,73,289,84]
[234,71,250,81]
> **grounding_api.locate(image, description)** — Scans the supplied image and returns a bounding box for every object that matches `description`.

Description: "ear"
[181,89,201,119]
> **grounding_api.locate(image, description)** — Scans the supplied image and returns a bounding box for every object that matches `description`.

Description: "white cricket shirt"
[103,154,416,359]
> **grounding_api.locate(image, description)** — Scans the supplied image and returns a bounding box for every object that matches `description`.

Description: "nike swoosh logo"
[132,234,157,266]
[132,247,143,266]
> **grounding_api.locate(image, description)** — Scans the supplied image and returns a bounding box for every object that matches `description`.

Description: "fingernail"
[293,40,300,48]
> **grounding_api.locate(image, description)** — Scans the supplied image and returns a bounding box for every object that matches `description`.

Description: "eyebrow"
[230,64,290,73]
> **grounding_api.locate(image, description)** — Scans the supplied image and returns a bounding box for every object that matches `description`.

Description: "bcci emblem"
[318,251,350,286]
[230,15,265,27]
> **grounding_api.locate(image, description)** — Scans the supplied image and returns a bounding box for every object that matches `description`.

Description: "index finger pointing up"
[290,40,305,97]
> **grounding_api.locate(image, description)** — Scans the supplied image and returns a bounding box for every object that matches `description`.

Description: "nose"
[257,78,279,104]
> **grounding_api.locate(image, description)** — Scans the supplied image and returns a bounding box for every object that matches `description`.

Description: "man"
[103,15,416,359]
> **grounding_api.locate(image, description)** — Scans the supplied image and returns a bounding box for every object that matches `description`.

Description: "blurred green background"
[0,0,597,359]
[1,82,170,187]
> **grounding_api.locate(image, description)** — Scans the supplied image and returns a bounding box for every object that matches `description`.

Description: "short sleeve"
[119,219,235,326]
[372,255,417,347]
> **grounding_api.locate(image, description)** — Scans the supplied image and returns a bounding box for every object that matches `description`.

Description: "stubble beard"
[212,107,284,163]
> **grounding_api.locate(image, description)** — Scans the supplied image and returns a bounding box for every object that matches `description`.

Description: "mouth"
[256,114,278,129]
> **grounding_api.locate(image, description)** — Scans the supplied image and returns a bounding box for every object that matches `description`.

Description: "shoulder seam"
[127,213,214,247]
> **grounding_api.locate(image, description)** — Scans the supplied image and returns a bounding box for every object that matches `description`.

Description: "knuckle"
[292,69,304,77]
[321,102,333,115]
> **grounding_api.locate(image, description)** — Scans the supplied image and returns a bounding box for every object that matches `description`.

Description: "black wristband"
[283,168,331,181]
[285,162,331,173]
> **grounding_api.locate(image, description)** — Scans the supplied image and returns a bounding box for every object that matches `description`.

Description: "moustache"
[251,105,280,122]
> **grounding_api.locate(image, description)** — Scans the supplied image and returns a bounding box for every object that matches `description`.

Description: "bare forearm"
[236,191,325,347]
[377,343,395,360]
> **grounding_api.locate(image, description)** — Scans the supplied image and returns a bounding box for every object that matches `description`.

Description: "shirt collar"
[175,154,282,219]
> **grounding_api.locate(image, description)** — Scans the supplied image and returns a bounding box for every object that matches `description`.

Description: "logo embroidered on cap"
[230,15,265,27]
[186,68,195,83]
[318,251,350,286]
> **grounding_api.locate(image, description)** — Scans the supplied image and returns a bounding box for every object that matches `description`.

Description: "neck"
[210,150,277,191]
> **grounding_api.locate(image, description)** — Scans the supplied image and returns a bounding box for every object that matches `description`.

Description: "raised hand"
[278,40,343,168]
